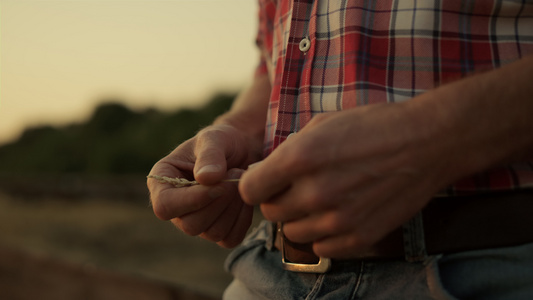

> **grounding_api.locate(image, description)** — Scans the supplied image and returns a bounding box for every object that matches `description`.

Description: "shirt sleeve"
[254,0,276,78]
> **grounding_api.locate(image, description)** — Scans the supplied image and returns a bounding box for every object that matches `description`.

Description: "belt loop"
[265,221,277,251]
[402,212,428,262]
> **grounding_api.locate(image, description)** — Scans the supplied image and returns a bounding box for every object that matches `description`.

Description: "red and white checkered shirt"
[255,0,533,195]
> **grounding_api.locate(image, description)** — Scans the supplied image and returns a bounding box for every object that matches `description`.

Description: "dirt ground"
[0,183,262,299]
[0,244,217,300]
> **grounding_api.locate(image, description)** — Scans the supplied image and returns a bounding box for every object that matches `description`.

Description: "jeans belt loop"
[403,212,428,263]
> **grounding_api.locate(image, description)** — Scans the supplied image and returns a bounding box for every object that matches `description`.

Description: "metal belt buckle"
[278,223,331,273]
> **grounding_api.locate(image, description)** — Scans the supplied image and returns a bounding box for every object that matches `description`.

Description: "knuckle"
[152,203,170,221]
[303,185,330,211]
[196,127,217,140]
[195,128,221,150]
[284,147,313,173]
[196,125,232,144]
[151,194,172,220]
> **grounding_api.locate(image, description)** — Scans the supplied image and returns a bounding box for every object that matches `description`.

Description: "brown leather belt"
[274,190,533,268]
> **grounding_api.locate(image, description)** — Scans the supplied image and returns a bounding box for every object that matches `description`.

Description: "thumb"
[193,127,234,185]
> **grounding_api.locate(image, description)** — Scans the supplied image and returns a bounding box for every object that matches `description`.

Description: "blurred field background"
[0,96,268,299]
[0,1,260,299]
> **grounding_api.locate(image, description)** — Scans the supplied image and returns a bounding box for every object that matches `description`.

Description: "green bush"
[0,92,236,175]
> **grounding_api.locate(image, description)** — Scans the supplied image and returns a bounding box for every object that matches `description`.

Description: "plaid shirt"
[255,0,533,195]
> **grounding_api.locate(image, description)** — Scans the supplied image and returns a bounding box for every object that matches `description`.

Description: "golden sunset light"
[0,0,257,145]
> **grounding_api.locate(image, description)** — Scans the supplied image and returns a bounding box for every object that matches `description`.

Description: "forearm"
[408,54,533,183]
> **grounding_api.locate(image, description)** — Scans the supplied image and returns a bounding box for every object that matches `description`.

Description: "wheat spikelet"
[147,175,240,188]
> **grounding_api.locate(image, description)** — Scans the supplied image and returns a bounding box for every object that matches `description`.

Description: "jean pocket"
[425,255,459,300]
[435,243,533,300]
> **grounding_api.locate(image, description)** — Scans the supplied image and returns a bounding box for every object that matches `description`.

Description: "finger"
[172,186,233,236]
[257,162,380,222]
[312,232,373,259]
[257,170,344,222]
[310,203,397,258]
[148,150,207,220]
[215,168,254,247]
[199,197,241,242]
[193,129,229,185]
[217,203,254,248]
[147,158,194,194]
[312,185,432,259]
[239,124,356,206]
[282,211,338,243]
[193,126,248,185]
[281,175,409,244]
[258,174,322,222]
[151,184,222,220]
[198,170,245,242]
[311,205,403,259]
[239,134,312,205]
[171,169,243,236]
[280,200,372,245]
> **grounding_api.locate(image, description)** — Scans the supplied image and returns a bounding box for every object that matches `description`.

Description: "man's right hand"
[147,124,256,248]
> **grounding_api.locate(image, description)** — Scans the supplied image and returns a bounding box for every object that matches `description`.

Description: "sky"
[0,0,258,145]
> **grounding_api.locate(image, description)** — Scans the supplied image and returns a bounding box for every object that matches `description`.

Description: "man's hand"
[239,101,452,258]
[147,74,270,248]
[148,124,255,248]
[239,54,533,259]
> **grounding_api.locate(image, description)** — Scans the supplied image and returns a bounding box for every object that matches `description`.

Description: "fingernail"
[247,161,262,170]
[197,164,222,176]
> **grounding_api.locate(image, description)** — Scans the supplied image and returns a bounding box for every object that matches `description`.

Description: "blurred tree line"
[0,93,236,176]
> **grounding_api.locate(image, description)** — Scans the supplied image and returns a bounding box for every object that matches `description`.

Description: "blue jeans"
[223,220,533,299]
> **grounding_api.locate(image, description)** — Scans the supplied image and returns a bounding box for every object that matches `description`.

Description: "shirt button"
[287,132,297,139]
[299,37,311,52]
